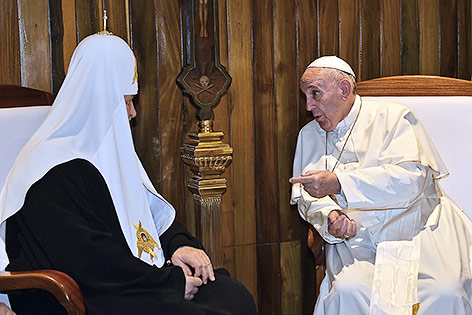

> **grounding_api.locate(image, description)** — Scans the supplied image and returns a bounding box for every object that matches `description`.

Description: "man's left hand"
[289,170,341,198]
[171,246,216,284]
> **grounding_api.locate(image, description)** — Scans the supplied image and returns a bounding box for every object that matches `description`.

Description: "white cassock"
[291,95,472,315]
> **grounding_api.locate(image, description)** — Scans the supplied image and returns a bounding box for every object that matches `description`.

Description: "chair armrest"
[0,270,85,315]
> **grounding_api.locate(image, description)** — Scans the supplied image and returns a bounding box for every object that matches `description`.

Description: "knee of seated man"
[330,267,371,297]
[424,276,469,300]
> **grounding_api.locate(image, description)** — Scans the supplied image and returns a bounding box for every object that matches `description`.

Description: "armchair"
[0,85,85,315]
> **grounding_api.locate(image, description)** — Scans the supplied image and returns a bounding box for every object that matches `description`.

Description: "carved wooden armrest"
[0,270,85,315]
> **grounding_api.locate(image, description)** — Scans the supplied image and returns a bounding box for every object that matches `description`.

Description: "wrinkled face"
[300,68,351,131]
[125,95,137,120]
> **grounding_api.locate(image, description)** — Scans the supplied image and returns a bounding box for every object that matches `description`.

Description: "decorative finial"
[97,9,113,35]
[103,9,108,31]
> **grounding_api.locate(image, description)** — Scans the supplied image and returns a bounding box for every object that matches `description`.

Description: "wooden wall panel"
[180,0,198,236]
[62,0,77,72]
[458,0,471,79]
[155,1,186,219]
[75,0,100,42]
[339,0,360,75]
[226,0,258,306]
[17,0,51,92]
[319,0,339,56]
[440,0,458,77]
[215,0,235,253]
[103,0,128,43]
[227,0,256,248]
[49,0,66,96]
[129,1,162,192]
[419,0,440,74]
[401,0,420,74]
[275,0,301,243]
[361,0,381,80]
[297,0,318,129]
[0,0,21,85]
[381,0,401,76]
[280,240,302,315]
[253,0,277,245]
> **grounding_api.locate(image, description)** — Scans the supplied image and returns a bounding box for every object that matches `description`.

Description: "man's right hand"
[184,274,203,300]
[328,210,357,239]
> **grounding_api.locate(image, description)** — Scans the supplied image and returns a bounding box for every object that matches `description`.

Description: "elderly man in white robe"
[290,56,472,315]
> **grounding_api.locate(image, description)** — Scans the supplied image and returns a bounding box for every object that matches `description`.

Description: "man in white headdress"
[290,56,472,314]
[0,33,256,314]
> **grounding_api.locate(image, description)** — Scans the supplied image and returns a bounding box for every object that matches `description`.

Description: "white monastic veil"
[0,34,175,270]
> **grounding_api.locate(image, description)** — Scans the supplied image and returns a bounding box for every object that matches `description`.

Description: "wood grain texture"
[257,243,280,314]
[297,0,318,129]
[253,0,280,312]
[0,0,21,85]
[253,0,277,244]
[275,0,303,242]
[401,0,420,74]
[235,244,258,309]
[17,0,51,92]
[227,0,258,308]
[155,0,186,218]
[0,85,53,107]
[339,0,360,75]
[0,270,85,315]
[129,0,162,196]
[62,0,77,73]
[319,0,339,56]
[357,75,472,96]
[180,0,198,234]
[419,0,440,74]
[280,240,303,315]
[103,0,128,43]
[381,0,401,76]
[360,0,381,80]
[457,0,471,79]
[227,0,256,247]
[440,0,458,77]
[49,0,66,96]
[214,0,234,250]
[75,0,100,41]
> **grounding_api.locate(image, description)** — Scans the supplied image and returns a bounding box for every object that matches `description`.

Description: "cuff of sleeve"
[306,203,345,244]
[335,171,362,208]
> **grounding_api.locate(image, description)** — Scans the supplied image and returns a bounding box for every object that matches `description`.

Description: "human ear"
[339,80,351,99]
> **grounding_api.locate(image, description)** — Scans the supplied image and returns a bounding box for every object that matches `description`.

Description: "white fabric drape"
[291,96,472,314]
[0,34,175,269]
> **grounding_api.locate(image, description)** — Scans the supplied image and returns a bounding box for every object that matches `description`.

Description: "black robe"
[5,159,256,315]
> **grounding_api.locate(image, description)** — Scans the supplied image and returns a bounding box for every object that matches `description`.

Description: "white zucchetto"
[307,56,356,78]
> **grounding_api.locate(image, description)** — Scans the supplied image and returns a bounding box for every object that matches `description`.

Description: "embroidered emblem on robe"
[412,303,420,315]
[133,221,160,261]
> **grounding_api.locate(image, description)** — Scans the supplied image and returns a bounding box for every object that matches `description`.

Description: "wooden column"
[177,0,232,267]
[181,120,232,267]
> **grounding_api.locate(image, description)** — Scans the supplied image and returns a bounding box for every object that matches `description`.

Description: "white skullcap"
[307,56,356,78]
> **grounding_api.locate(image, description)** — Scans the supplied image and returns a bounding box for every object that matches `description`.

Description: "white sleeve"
[335,162,428,210]
[291,183,345,244]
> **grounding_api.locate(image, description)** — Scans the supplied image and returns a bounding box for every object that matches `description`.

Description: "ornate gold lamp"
[176,0,232,268]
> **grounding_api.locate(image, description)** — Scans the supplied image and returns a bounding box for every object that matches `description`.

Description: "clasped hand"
[289,170,356,239]
[327,210,357,239]
[171,246,215,300]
